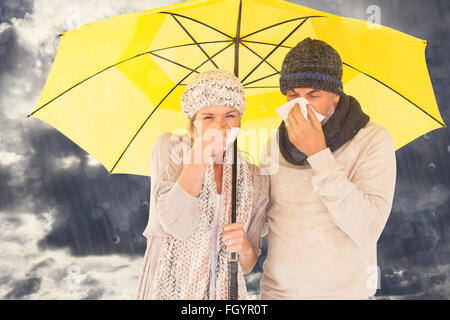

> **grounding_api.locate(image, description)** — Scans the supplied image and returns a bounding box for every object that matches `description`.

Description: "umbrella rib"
[343,63,446,127]
[149,52,200,74]
[26,41,234,118]
[240,18,309,84]
[159,11,234,39]
[240,15,325,40]
[239,41,280,76]
[237,39,444,127]
[26,51,150,118]
[241,40,292,49]
[234,0,242,77]
[244,86,279,89]
[27,15,317,117]
[242,72,279,87]
[150,40,232,53]
[169,14,219,69]
[110,42,235,173]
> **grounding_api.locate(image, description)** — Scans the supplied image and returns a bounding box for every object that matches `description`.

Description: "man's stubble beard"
[321,95,339,125]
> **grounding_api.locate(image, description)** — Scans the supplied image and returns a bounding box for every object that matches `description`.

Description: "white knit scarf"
[150,137,254,300]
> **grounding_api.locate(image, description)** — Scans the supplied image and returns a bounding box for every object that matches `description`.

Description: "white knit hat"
[180,69,246,119]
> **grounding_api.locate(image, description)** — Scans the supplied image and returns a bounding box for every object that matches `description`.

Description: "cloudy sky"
[0,0,449,300]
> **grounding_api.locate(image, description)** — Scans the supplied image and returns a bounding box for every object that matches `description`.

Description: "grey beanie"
[279,37,344,95]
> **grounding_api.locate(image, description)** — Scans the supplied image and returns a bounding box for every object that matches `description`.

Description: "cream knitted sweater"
[259,121,397,299]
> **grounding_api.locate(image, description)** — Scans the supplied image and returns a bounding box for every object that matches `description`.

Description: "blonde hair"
[186,118,195,145]
[179,110,197,145]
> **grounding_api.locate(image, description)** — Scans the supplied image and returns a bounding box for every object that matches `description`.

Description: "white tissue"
[276,97,325,124]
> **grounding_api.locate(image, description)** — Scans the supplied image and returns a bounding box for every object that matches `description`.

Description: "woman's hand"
[222,222,253,257]
[222,222,257,274]
[178,122,230,198]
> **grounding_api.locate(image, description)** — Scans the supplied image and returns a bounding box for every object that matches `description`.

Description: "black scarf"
[278,93,370,166]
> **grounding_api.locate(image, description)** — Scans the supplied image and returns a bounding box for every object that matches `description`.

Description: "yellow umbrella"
[27,0,446,176]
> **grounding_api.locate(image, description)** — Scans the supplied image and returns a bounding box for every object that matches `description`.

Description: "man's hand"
[286,103,327,157]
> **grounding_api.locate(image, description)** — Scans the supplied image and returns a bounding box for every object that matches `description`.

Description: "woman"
[135,69,270,300]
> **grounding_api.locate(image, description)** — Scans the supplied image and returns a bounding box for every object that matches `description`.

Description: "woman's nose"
[215,118,227,127]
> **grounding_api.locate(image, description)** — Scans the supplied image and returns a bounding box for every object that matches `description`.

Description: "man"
[259,37,397,299]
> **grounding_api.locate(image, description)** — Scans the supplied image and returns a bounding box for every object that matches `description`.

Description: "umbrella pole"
[228,139,238,300]
[228,0,242,301]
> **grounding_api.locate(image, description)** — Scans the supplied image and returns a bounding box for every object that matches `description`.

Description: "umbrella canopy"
[27,0,446,176]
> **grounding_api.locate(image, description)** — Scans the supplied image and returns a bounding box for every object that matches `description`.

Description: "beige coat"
[259,121,397,299]
[135,132,270,299]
